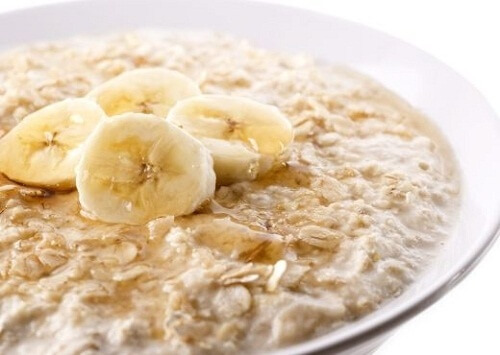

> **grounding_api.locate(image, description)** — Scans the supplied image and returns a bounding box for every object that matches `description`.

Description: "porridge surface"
[0,31,459,354]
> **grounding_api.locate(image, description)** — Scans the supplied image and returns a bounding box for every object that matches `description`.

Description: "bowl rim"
[0,0,499,354]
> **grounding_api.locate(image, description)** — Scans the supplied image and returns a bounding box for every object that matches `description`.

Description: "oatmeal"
[0,31,459,354]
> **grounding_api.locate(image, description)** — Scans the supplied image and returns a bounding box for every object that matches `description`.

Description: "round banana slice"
[0,98,105,190]
[167,95,294,184]
[76,113,216,225]
[86,68,201,117]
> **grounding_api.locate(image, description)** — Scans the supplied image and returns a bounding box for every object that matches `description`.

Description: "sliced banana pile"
[0,68,294,225]
[168,95,294,184]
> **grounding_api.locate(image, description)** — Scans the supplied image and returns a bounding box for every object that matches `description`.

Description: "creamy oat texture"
[0,31,459,354]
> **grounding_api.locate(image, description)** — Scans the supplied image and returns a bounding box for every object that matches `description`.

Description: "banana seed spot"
[139,162,158,183]
[226,118,239,133]
[44,131,56,146]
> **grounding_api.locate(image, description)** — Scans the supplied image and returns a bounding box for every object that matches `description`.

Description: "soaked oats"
[0,30,459,354]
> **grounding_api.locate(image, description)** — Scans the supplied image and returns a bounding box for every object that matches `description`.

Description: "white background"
[0,1,499,354]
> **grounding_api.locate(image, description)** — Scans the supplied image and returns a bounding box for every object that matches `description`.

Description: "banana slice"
[0,98,105,190]
[167,95,294,184]
[76,113,216,225]
[86,68,201,117]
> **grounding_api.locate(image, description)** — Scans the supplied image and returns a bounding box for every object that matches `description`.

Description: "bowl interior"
[1,1,500,353]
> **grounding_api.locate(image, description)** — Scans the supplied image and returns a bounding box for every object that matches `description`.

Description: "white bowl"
[1,1,499,354]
